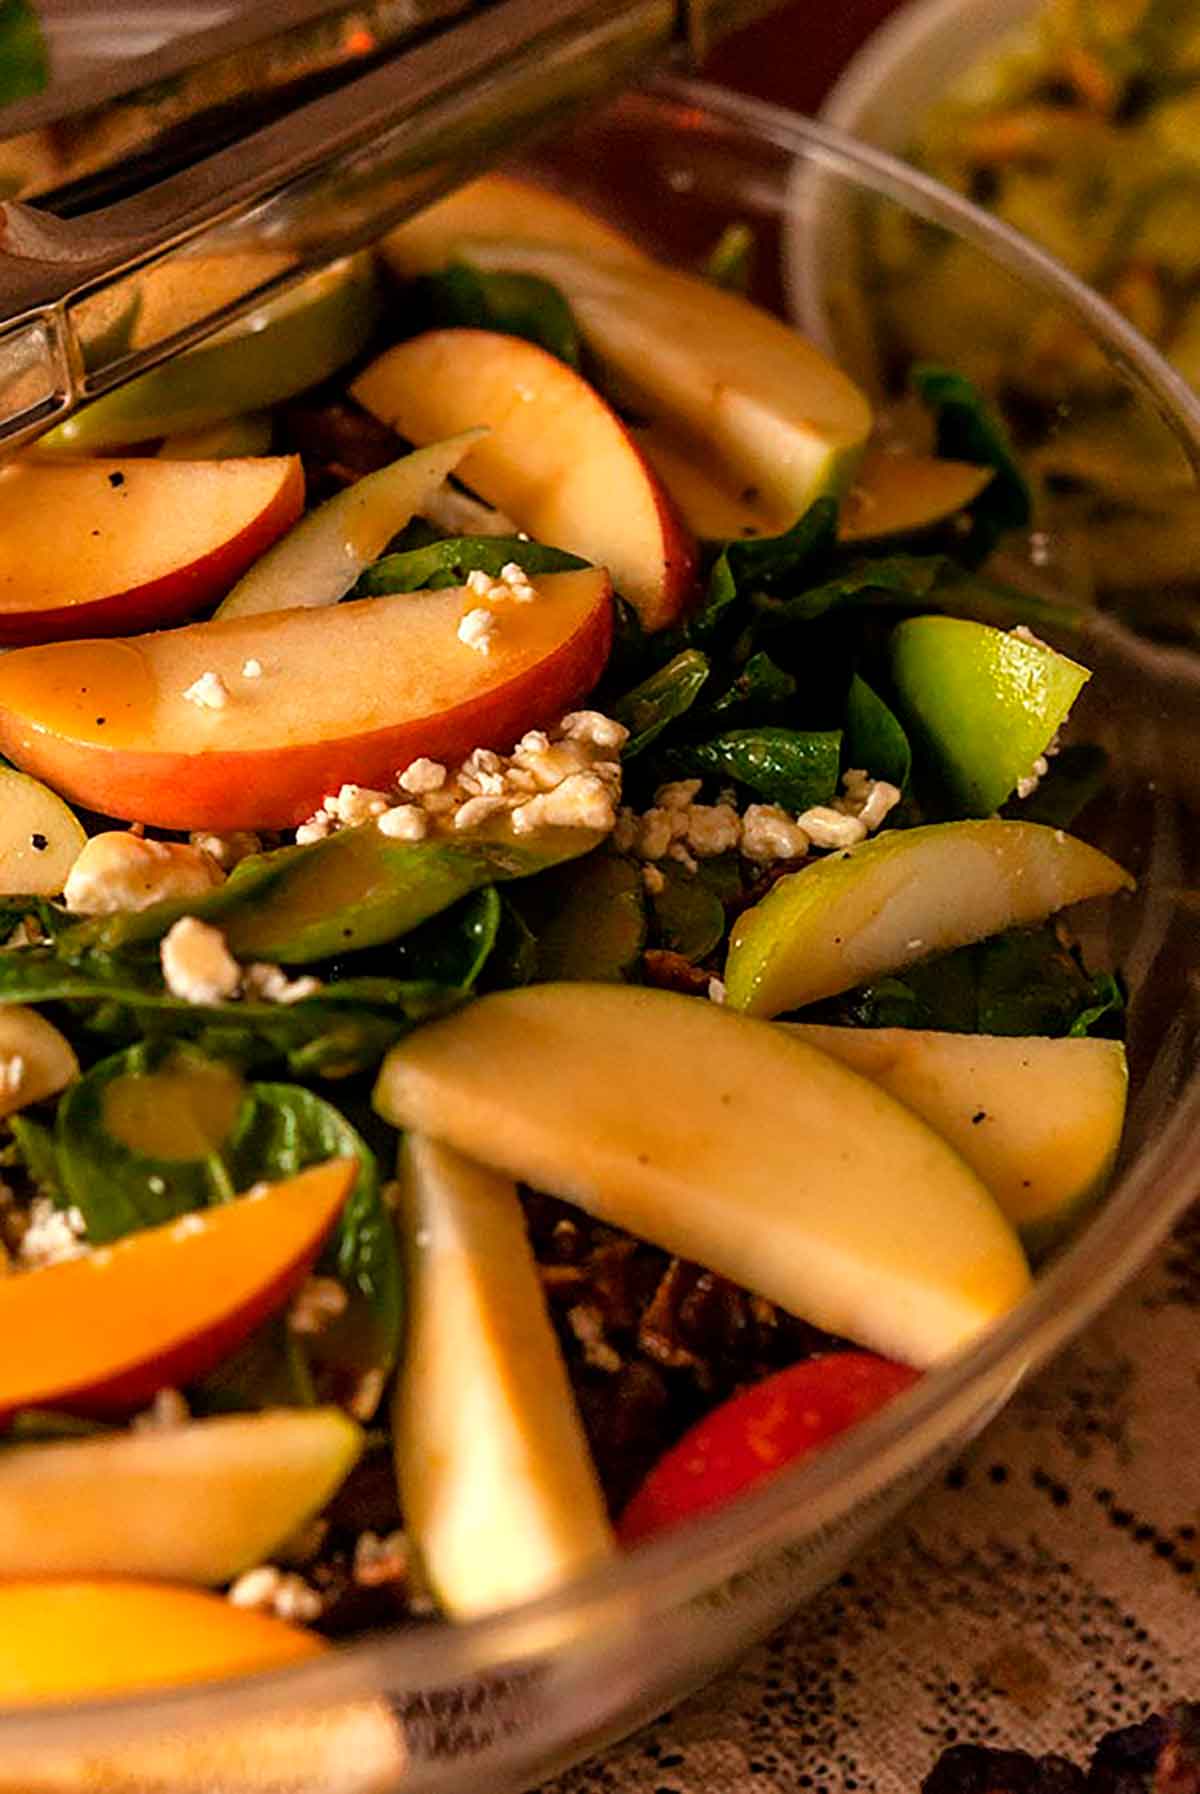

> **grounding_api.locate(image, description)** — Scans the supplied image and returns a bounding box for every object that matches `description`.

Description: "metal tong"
[0,0,780,456]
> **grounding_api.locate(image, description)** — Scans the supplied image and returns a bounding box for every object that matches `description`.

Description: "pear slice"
[454,240,873,520]
[783,1025,1127,1257]
[725,820,1132,1019]
[393,1133,614,1617]
[0,1408,362,1584]
[0,1005,77,1117]
[375,986,1031,1367]
[0,766,85,897]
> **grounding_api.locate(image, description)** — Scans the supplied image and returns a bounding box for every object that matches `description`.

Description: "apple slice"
[395,1134,614,1618]
[216,433,483,619]
[0,1582,323,1703]
[838,448,994,543]
[0,568,613,829]
[381,172,647,275]
[374,985,1031,1367]
[158,411,275,459]
[0,456,304,643]
[0,765,85,896]
[42,254,380,453]
[725,820,1133,1019]
[0,1005,78,1116]
[783,1025,1127,1256]
[630,421,783,541]
[0,1159,353,1417]
[352,330,696,630]
[451,241,873,521]
[0,1407,361,1584]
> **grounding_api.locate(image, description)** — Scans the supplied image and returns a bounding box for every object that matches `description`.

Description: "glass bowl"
[3,71,1200,1794]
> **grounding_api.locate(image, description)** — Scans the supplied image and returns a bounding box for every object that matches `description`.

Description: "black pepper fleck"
[29,833,47,852]
[107,470,125,488]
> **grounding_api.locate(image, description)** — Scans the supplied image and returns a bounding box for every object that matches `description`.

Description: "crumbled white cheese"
[241,658,263,679]
[397,757,447,796]
[511,771,616,834]
[498,561,536,602]
[132,1387,190,1432]
[454,793,510,831]
[1015,756,1050,801]
[559,711,629,752]
[19,1197,86,1269]
[376,804,428,841]
[160,917,241,1005]
[642,864,666,895]
[457,607,499,654]
[182,670,230,711]
[227,1565,322,1624]
[707,977,727,1005]
[325,784,390,826]
[464,563,536,605]
[241,962,322,1005]
[740,804,811,864]
[683,802,741,858]
[288,1274,348,1335]
[618,769,900,874]
[189,830,261,870]
[63,833,224,916]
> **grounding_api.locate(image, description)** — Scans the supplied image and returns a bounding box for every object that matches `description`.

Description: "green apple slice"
[42,254,381,452]
[0,765,85,897]
[216,433,483,619]
[0,1005,77,1116]
[455,240,873,519]
[375,986,1031,1367]
[725,820,1132,1019]
[0,1408,362,1584]
[157,412,275,460]
[890,617,1091,815]
[393,1132,614,1617]
[783,1024,1127,1258]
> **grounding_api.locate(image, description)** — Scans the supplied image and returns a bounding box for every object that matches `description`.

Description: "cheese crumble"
[182,670,231,711]
[457,607,499,654]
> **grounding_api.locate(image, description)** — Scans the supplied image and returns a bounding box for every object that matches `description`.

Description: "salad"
[0,168,1133,1702]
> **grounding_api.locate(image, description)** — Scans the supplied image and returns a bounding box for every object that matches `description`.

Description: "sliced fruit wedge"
[352,329,696,630]
[0,1581,323,1703]
[783,1025,1128,1256]
[838,448,994,543]
[217,433,484,619]
[375,985,1032,1367]
[0,1005,78,1116]
[890,616,1091,815]
[448,240,874,520]
[0,567,613,829]
[158,411,275,459]
[0,764,85,896]
[0,1407,362,1584]
[394,1133,615,1617]
[725,820,1132,1018]
[0,456,304,643]
[0,1159,353,1417]
[381,172,648,274]
[42,254,381,452]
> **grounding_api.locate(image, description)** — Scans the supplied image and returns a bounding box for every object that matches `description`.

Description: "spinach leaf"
[753,553,947,630]
[384,886,501,987]
[514,850,646,983]
[705,651,797,725]
[420,264,581,367]
[669,726,842,812]
[192,1319,316,1415]
[9,1114,64,1203]
[479,895,540,990]
[1069,972,1125,1038]
[648,862,725,964]
[827,947,980,1034]
[701,222,756,293]
[613,649,711,758]
[696,499,839,645]
[844,673,912,791]
[912,365,1032,554]
[358,536,588,596]
[0,0,48,109]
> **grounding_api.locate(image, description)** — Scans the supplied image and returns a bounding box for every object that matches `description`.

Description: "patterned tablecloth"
[546,1211,1199,1793]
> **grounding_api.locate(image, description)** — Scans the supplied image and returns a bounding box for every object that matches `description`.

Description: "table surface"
[542,5,1198,1790]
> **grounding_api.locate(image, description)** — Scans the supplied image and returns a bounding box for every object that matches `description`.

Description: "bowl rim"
[4,70,1200,1754]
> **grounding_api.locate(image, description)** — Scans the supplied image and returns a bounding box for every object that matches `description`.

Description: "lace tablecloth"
[548,1212,1198,1793]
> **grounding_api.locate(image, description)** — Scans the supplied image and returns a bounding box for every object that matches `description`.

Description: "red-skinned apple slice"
[0,568,613,829]
[0,456,304,644]
[351,329,697,631]
[0,1159,353,1418]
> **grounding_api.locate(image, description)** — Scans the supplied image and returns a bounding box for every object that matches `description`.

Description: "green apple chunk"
[376,986,1031,1367]
[725,820,1132,1019]
[393,1133,615,1617]
[890,617,1091,816]
[42,255,380,452]
[217,433,483,619]
[0,1408,362,1584]
[0,1005,78,1116]
[0,765,85,897]
[457,240,873,519]
[783,1025,1127,1258]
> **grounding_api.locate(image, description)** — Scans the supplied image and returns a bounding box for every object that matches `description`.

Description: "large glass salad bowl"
[0,70,1196,1794]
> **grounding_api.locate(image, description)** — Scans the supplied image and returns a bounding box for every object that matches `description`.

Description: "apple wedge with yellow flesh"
[352,330,696,631]
[0,567,613,829]
[838,448,994,543]
[0,456,304,643]
[0,1582,323,1703]
[382,172,647,275]
[375,985,1031,1367]
[0,765,85,896]
[0,1006,77,1116]
[725,820,1133,1019]
[0,1159,353,1418]
[394,1134,615,1618]
[450,241,874,522]
[0,1408,362,1584]
[783,1025,1127,1258]
[217,432,483,619]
